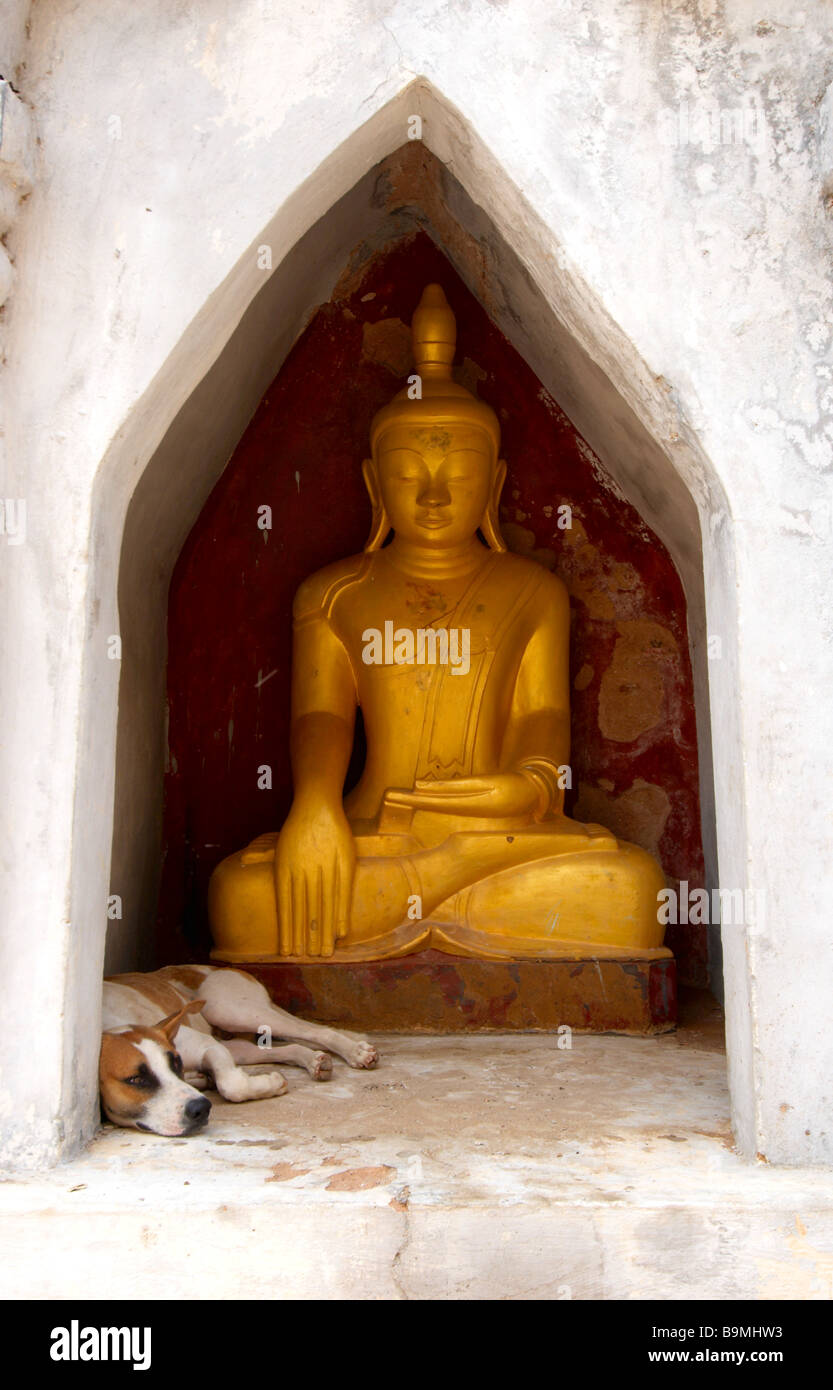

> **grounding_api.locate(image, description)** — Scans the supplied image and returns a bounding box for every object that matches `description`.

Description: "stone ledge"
[227,949,676,1034]
[5,1029,833,1300]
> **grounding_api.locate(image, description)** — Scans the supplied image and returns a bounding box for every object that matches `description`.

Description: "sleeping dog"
[100,964,378,1136]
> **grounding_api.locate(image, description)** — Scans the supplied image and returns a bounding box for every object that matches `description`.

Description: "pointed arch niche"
[158,223,709,989]
[94,99,739,1109]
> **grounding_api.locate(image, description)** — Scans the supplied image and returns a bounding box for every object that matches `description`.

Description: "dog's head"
[100,999,211,1136]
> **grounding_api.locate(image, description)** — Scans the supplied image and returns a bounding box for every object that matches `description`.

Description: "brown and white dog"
[100,964,378,1136]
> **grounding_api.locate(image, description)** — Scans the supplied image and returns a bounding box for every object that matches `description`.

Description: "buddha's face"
[373,423,499,548]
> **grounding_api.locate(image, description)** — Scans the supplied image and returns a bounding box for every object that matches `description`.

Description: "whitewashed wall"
[0,0,831,1168]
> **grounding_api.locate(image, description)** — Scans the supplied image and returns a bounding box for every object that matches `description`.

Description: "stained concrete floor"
[2,998,833,1299]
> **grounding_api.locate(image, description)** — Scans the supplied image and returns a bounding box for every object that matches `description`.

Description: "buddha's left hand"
[385,771,542,818]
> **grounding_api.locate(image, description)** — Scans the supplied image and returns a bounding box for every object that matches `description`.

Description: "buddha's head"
[363,285,506,552]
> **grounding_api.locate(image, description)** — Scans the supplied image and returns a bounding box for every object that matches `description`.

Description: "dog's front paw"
[220,1069,288,1102]
[249,1070,289,1099]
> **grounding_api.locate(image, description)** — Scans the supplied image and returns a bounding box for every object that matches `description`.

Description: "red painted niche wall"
[159,233,706,985]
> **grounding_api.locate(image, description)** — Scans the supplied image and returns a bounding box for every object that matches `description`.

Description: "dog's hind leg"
[197,969,378,1069]
[224,1037,332,1081]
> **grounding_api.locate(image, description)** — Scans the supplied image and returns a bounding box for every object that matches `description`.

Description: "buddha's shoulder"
[492,550,569,607]
[293,552,371,620]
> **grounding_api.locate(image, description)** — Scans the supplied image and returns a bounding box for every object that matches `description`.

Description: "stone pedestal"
[230,950,676,1035]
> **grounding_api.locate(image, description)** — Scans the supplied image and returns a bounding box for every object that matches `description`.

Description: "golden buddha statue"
[209,285,669,964]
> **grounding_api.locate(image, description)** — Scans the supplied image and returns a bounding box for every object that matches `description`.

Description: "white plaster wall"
[1,0,831,1166]
[0,0,28,74]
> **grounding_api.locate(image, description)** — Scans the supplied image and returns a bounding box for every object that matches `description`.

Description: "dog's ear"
[155,998,206,1041]
[99,1029,124,1078]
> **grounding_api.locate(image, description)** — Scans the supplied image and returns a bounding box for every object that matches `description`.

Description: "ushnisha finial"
[369,283,501,455]
[411,283,456,377]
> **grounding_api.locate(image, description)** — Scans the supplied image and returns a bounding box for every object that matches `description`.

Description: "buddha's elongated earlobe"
[362,456,392,552]
[481,458,508,552]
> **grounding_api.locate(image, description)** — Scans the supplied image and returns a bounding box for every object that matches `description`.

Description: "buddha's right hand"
[274,800,356,957]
